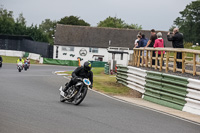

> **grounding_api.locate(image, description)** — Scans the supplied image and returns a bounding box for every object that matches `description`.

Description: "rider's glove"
[89,85,93,89]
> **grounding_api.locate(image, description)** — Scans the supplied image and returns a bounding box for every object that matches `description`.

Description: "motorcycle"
[59,78,91,105]
[0,61,2,68]
[17,62,23,72]
[24,62,28,71]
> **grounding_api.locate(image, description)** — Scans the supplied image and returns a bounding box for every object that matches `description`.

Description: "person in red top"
[154,32,165,66]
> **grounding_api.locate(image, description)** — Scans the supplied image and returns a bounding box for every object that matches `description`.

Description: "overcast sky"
[1,0,194,31]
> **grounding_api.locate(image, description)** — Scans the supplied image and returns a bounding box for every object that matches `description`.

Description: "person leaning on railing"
[145,29,157,65]
[154,32,165,66]
[167,28,184,68]
[136,34,148,65]
[134,33,142,48]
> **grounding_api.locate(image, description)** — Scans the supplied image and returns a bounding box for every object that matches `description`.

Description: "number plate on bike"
[83,78,91,86]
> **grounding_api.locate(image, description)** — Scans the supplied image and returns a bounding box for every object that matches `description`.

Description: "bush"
[184,42,193,48]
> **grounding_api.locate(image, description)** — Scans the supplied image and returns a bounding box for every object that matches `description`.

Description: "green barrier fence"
[24,52,29,57]
[143,71,187,110]
[143,95,184,110]
[43,58,78,66]
[117,66,200,115]
[89,61,107,67]
[146,71,162,81]
[104,64,109,75]
[162,73,188,87]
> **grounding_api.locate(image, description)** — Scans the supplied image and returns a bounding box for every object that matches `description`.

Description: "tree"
[169,25,176,32]
[26,24,49,43]
[57,16,90,26]
[0,7,15,34]
[97,16,125,28]
[123,24,142,30]
[173,0,200,43]
[39,19,57,44]
[97,16,142,30]
[14,13,27,35]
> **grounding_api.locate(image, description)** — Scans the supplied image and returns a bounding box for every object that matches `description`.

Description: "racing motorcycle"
[24,62,28,71]
[17,62,23,72]
[59,78,91,105]
[0,61,2,68]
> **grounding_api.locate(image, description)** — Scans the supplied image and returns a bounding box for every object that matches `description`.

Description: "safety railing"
[131,48,200,76]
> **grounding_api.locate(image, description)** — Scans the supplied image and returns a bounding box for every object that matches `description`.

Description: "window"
[89,48,98,53]
[56,46,58,58]
[62,46,74,51]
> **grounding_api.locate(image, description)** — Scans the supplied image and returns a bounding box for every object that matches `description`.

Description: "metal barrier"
[104,64,110,75]
[116,65,200,115]
[132,47,200,76]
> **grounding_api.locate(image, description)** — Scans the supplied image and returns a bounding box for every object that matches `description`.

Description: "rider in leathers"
[63,61,93,94]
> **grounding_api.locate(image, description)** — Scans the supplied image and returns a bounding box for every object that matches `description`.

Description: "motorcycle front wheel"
[60,95,66,102]
[74,87,88,105]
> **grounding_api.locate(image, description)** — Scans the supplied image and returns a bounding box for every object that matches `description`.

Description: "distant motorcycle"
[17,62,23,72]
[24,62,28,71]
[0,61,2,68]
[59,78,91,105]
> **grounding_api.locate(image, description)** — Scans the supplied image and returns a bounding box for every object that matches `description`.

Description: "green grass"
[1,56,39,64]
[188,46,200,50]
[59,67,105,75]
[93,75,131,95]
[58,67,132,95]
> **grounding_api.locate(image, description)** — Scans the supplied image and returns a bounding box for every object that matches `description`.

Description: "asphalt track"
[0,63,199,133]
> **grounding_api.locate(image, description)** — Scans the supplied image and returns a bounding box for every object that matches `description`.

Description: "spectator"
[145,29,157,65]
[137,34,148,64]
[154,32,165,65]
[134,34,141,48]
[77,57,81,67]
[167,28,184,68]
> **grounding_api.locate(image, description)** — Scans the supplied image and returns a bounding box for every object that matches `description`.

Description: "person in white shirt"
[134,34,141,48]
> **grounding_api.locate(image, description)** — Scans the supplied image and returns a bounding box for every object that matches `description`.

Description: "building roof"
[54,24,172,49]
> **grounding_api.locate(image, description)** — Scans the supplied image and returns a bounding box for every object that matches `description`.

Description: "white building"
[53,45,133,66]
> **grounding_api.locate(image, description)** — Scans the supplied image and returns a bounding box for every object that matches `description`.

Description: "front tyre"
[60,95,66,102]
[74,87,88,105]
[18,68,21,72]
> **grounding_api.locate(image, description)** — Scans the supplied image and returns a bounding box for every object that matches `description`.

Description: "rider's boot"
[63,83,69,97]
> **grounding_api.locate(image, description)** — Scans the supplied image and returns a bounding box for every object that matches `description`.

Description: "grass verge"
[57,67,141,97]
[1,56,39,64]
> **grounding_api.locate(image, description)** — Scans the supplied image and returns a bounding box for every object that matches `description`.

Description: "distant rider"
[24,57,30,68]
[0,55,3,67]
[17,57,24,68]
[0,56,3,62]
[63,61,93,95]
